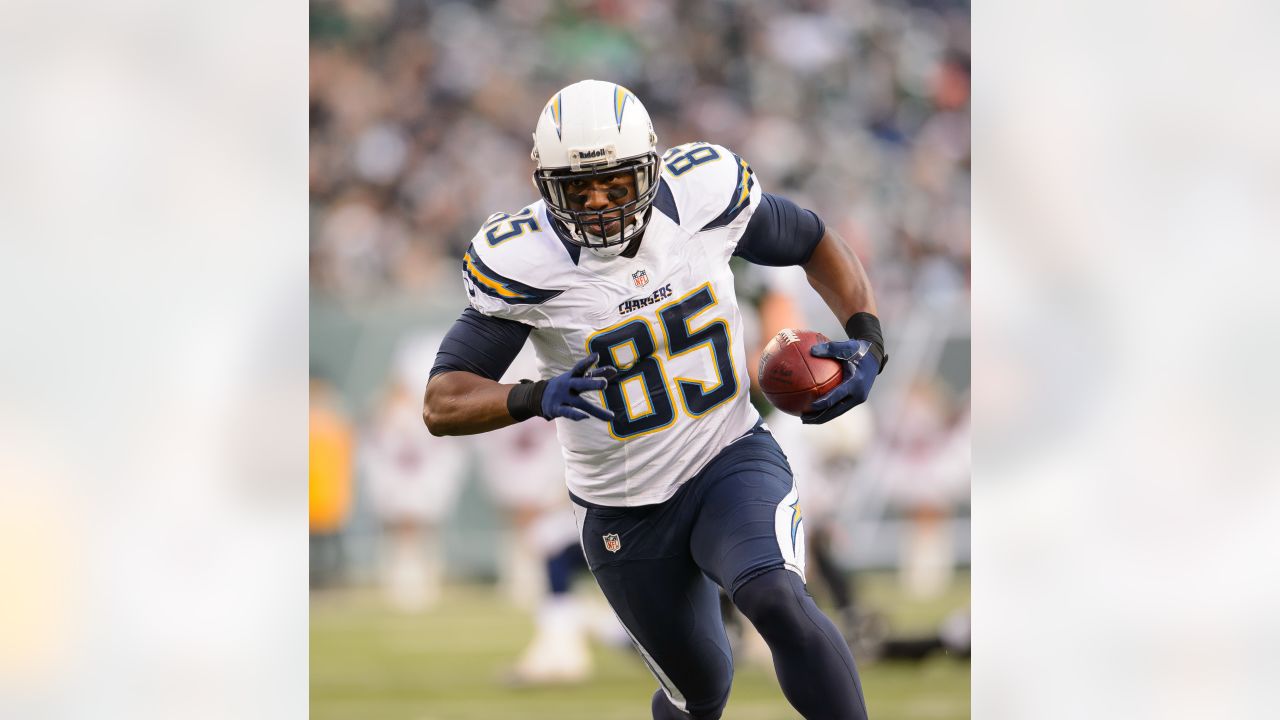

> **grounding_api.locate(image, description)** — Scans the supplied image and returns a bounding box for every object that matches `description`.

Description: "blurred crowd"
[310,0,970,311]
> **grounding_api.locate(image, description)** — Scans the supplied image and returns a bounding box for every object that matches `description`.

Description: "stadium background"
[309,0,970,717]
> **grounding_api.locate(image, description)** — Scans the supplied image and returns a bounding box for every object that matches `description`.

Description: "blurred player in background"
[882,379,969,599]
[476,345,574,609]
[478,345,603,686]
[309,373,355,590]
[361,335,468,611]
[425,80,886,720]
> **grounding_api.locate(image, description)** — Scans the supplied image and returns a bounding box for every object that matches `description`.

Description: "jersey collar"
[545,215,582,265]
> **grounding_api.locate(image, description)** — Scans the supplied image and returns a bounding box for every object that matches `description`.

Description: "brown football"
[758,329,844,416]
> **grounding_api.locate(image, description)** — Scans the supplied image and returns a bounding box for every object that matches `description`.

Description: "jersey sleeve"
[732,193,826,266]
[460,213,566,327]
[660,142,765,261]
[429,308,532,381]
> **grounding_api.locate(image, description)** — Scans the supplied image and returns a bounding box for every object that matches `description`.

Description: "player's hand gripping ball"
[758,329,879,422]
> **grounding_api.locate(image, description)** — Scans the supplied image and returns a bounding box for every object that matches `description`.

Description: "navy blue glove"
[802,339,879,425]
[540,353,617,422]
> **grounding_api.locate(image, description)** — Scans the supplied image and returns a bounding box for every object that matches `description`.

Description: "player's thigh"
[573,502,733,712]
[690,432,807,598]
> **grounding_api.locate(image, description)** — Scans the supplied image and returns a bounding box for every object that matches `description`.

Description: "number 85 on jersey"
[586,282,738,440]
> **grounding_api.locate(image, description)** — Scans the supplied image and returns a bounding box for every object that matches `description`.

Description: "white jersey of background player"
[362,333,470,610]
[463,88,763,506]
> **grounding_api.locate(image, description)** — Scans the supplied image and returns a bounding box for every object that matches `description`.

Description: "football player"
[425,80,886,720]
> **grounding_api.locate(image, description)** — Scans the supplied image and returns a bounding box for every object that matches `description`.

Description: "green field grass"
[312,573,969,719]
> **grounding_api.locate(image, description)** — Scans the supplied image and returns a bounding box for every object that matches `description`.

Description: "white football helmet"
[531,80,661,255]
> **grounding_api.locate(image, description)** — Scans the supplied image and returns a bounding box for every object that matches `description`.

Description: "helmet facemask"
[533,151,661,252]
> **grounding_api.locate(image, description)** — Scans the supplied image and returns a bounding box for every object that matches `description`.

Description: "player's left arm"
[799,226,887,423]
[734,193,887,424]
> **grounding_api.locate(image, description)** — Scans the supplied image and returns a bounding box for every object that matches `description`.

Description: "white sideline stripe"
[570,502,687,711]
[621,622,688,710]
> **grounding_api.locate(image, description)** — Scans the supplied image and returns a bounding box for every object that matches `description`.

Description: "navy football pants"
[572,430,869,719]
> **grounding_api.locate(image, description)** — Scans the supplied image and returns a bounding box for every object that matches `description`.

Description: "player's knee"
[651,689,727,720]
[651,689,685,720]
[733,568,810,641]
[652,678,734,720]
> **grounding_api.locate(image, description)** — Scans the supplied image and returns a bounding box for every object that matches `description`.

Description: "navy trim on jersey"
[545,216,582,265]
[463,242,564,304]
[653,177,679,224]
[732,193,827,267]
[700,153,756,231]
[429,307,532,381]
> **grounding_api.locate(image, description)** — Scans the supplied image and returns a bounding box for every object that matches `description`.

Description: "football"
[758,329,844,416]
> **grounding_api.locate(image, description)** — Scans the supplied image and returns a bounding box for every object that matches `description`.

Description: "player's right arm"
[424,369,526,436]
[423,308,531,436]
[423,309,616,436]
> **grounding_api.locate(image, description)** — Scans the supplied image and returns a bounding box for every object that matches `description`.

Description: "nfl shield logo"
[603,533,622,553]
[631,269,649,288]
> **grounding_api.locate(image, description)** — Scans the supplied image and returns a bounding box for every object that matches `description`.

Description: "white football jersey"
[463,142,765,506]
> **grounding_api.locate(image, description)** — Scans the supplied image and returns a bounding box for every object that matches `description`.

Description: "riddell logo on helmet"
[578,148,608,159]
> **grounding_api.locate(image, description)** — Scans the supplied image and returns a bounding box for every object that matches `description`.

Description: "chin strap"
[584,245,628,259]
[581,216,646,257]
